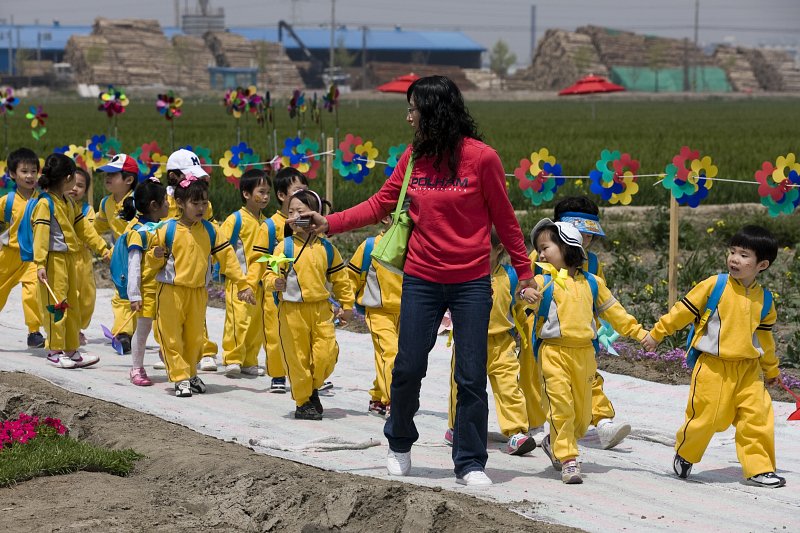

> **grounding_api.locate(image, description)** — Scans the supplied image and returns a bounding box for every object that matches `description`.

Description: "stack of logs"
[713,46,761,92]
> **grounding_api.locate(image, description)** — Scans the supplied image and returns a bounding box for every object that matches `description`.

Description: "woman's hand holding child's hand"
[766,375,783,388]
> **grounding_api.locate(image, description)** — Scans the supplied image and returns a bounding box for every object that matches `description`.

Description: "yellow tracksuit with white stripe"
[125,217,159,319]
[95,191,136,336]
[247,210,289,378]
[146,220,245,383]
[649,275,779,478]
[220,208,264,368]
[347,232,403,405]
[0,190,43,333]
[448,264,529,437]
[532,271,646,461]
[33,193,109,352]
[75,203,97,330]
[263,235,355,407]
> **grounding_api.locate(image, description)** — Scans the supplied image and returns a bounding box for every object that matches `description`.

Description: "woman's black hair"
[7,147,40,173]
[121,179,167,222]
[273,167,309,198]
[240,168,272,203]
[730,225,778,268]
[407,75,481,178]
[173,178,209,204]
[38,153,76,190]
[535,226,584,269]
[554,195,599,220]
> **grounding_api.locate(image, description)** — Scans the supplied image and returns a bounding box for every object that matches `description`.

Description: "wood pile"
[577,26,716,68]
[204,31,254,68]
[463,68,501,90]
[712,46,761,92]
[65,34,124,85]
[509,29,607,91]
[752,49,800,92]
[744,49,785,91]
[365,61,476,90]
[171,35,215,90]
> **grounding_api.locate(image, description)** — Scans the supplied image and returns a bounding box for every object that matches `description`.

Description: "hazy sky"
[1,0,798,65]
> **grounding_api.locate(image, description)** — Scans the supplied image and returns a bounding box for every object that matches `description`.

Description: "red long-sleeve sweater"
[326,139,533,284]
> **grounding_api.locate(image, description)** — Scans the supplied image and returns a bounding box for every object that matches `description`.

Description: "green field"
[2,97,799,218]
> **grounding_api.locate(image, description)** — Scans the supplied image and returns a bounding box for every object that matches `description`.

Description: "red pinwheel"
[156,91,183,120]
[0,87,19,115]
[98,85,129,117]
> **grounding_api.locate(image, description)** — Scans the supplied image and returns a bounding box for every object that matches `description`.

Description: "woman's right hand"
[288,211,329,235]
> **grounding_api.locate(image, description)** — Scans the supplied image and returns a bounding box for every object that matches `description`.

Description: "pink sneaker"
[129,367,153,387]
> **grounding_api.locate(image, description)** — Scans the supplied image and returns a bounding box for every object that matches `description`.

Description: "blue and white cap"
[557,211,605,237]
[531,218,588,260]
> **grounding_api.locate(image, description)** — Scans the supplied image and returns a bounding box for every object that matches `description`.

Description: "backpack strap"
[685,273,729,369]
[100,195,109,214]
[284,236,294,259]
[230,211,243,248]
[263,218,277,253]
[761,287,773,322]
[81,201,91,218]
[3,190,14,224]
[361,237,375,279]
[321,238,334,270]
[165,219,177,251]
[583,271,601,353]
[587,252,599,275]
[532,274,554,360]
[501,264,518,305]
[201,219,217,249]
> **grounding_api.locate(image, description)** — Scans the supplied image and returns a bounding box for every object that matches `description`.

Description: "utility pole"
[329,0,336,72]
[693,0,699,92]
[361,25,368,89]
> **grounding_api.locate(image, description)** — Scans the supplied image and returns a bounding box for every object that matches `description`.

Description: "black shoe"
[27,331,45,348]
[116,333,132,354]
[747,472,786,488]
[310,389,323,414]
[189,376,207,394]
[295,402,322,420]
[673,453,693,479]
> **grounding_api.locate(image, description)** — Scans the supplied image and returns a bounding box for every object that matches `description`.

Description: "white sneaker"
[224,363,242,377]
[241,366,264,376]
[747,472,786,488]
[528,424,547,444]
[47,352,76,369]
[456,470,493,487]
[69,351,99,368]
[199,356,218,372]
[596,419,631,450]
[506,432,536,456]
[386,449,411,476]
[152,359,166,370]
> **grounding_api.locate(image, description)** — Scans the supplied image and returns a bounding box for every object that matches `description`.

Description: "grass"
[0,432,142,487]
[3,97,799,218]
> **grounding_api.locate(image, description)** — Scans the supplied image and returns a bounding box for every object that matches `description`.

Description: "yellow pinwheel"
[256,253,295,274]
[535,262,569,290]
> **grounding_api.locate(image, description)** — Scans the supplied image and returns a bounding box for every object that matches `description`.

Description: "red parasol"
[377,73,420,93]
[559,75,625,96]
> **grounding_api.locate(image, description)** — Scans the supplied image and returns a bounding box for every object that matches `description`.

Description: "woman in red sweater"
[301,76,536,486]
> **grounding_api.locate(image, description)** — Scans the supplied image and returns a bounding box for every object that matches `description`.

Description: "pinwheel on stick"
[25,105,48,141]
[98,85,129,139]
[0,86,20,155]
[156,91,183,151]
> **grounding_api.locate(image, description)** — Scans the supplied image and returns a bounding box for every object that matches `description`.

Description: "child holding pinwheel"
[528,219,648,484]
[33,154,111,368]
[66,167,98,346]
[242,189,354,420]
[119,177,169,387]
[218,169,272,377]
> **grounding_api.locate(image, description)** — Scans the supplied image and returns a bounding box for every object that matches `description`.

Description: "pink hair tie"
[178,173,199,188]
[147,176,161,184]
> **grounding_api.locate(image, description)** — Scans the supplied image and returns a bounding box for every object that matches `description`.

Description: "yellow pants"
[155,283,207,382]
[111,292,135,336]
[676,354,776,478]
[0,248,43,332]
[519,314,547,429]
[449,332,528,436]
[202,325,217,358]
[39,252,80,352]
[262,290,286,378]
[277,300,338,406]
[591,373,616,426]
[541,342,596,461]
[222,280,261,367]
[74,248,96,331]
[365,308,400,405]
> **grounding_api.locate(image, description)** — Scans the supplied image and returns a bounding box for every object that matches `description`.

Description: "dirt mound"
[0,372,577,533]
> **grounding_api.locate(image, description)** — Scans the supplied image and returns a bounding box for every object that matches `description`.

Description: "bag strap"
[686,273,728,355]
[100,195,109,214]
[284,236,294,259]
[4,190,14,224]
[361,237,375,279]
[502,264,518,305]
[230,210,243,248]
[587,252,599,275]
[263,218,277,253]
[321,238,334,269]
[165,219,177,251]
[391,156,414,223]
[761,287,773,322]
[201,219,216,249]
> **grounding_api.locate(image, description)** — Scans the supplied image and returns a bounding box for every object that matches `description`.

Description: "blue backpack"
[164,218,217,253]
[109,224,149,300]
[685,273,773,369]
[19,193,55,262]
[3,189,15,225]
[353,237,375,314]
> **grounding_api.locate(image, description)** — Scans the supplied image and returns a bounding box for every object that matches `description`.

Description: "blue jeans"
[384,274,492,477]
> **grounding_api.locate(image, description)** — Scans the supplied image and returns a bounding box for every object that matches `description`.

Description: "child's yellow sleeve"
[263,240,286,291]
[329,245,355,310]
[31,199,51,268]
[756,301,779,379]
[649,277,715,343]
[247,223,274,289]
[93,202,111,236]
[144,228,166,274]
[75,210,110,258]
[596,279,646,341]
[211,230,244,288]
[345,240,368,300]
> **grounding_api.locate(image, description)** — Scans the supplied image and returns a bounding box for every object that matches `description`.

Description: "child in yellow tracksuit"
[165,148,218,370]
[642,225,786,488]
[120,177,169,387]
[446,229,534,456]
[529,219,647,484]
[67,167,97,346]
[247,167,310,392]
[95,154,138,353]
[347,215,402,417]
[0,148,45,348]
[146,177,245,397]
[33,154,110,368]
[220,169,272,377]
[250,189,354,420]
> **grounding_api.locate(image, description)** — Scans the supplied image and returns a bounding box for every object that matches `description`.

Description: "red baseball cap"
[97,154,140,174]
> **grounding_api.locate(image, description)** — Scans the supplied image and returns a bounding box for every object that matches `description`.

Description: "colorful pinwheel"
[755,153,800,217]
[385,144,408,177]
[589,150,640,205]
[54,144,91,172]
[0,163,12,197]
[25,105,48,140]
[131,142,168,180]
[218,142,260,185]
[256,252,295,274]
[86,134,122,171]
[514,148,565,206]
[662,146,716,207]
[180,145,214,176]
[223,87,248,118]
[597,320,620,355]
[333,134,379,184]
[281,137,321,178]
[244,86,263,115]
[98,85,129,117]
[288,89,306,119]
[156,91,183,120]
[0,87,19,115]
[323,84,339,112]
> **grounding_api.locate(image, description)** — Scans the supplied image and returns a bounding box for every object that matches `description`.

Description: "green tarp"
[610,66,732,92]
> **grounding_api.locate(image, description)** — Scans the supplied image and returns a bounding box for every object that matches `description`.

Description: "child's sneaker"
[384,403,391,419]
[368,400,386,417]
[153,358,166,370]
[27,331,45,348]
[528,425,547,444]
[747,472,786,488]
[47,351,76,369]
[541,434,562,471]
[129,367,153,387]
[319,380,333,391]
[116,333,132,355]
[561,459,583,484]
[241,366,263,376]
[444,428,454,446]
[506,432,536,456]
[295,402,322,420]
[175,380,192,397]
[79,332,87,346]
[270,377,287,393]
[189,376,207,394]
[199,356,217,371]
[310,389,323,414]
[456,470,493,487]
[596,419,631,450]
[386,449,411,476]
[673,453,693,479]
[224,363,242,377]
[68,351,99,368]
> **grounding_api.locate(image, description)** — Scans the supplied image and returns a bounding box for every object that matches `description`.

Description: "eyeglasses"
[406,106,418,115]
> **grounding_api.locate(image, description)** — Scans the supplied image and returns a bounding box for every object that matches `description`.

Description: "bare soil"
[0,372,578,533]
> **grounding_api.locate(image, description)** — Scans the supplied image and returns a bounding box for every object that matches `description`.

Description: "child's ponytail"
[38,153,76,190]
[121,177,167,221]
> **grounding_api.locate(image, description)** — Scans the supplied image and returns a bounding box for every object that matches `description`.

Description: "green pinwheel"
[256,252,295,274]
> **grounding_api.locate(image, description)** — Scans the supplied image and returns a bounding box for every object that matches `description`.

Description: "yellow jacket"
[219,208,265,276]
[264,235,355,309]
[245,211,288,288]
[531,270,646,348]
[346,232,403,312]
[489,264,527,336]
[94,190,133,241]
[0,189,38,249]
[32,193,109,268]
[650,274,779,378]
